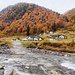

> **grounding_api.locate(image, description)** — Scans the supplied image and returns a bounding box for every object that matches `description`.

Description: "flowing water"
[0,40,75,75]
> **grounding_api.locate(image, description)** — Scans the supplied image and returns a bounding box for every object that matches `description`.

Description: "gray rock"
[0,65,4,69]
[4,68,13,75]
[0,70,4,75]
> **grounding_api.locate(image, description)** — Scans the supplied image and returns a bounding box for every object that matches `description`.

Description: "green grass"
[7,40,13,46]
[21,41,37,48]
[21,41,28,47]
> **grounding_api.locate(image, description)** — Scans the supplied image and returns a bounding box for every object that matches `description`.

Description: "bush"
[38,39,75,52]
[44,46,52,50]
[7,40,13,46]
[27,42,36,48]
[0,40,13,47]
[21,41,37,48]
[38,39,50,48]
[21,42,28,47]
[16,36,21,40]
[72,39,75,44]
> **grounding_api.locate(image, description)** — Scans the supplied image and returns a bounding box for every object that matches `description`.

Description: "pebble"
[0,65,4,69]
[4,68,13,75]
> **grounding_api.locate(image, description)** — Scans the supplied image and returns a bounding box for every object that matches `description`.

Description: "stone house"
[48,34,65,40]
[28,36,42,41]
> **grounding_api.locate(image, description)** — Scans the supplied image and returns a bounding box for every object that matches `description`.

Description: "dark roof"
[29,36,41,38]
[29,36,35,38]
[47,34,65,39]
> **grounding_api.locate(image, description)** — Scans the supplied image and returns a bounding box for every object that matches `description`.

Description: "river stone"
[4,68,13,75]
[0,70,4,75]
[12,70,16,75]
[50,70,65,75]
[0,65,4,69]
[47,66,71,75]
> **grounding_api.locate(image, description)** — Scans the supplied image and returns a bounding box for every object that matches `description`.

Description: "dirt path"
[0,40,75,75]
[10,40,27,54]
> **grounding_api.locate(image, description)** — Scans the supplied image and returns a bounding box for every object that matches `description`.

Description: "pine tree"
[27,25,30,36]
[52,22,57,32]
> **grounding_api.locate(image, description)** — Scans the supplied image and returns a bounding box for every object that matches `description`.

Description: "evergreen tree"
[64,16,69,22]
[52,22,57,32]
[27,25,30,36]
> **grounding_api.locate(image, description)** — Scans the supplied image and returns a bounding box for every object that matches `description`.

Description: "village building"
[22,36,42,41]
[48,34,66,40]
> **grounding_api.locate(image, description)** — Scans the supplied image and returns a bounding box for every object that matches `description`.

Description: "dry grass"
[38,39,75,52]
[21,41,37,48]
[0,36,25,46]
[0,39,13,46]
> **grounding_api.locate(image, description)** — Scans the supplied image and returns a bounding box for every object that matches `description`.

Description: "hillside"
[64,8,75,20]
[0,3,67,37]
[63,8,75,31]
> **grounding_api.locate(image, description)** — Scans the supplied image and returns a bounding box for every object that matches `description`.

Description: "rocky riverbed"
[0,40,75,75]
[0,44,10,54]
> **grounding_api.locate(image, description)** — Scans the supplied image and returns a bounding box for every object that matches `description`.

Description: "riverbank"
[0,44,75,57]
[0,40,75,75]
[0,40,75,57]
[26,48,75,57]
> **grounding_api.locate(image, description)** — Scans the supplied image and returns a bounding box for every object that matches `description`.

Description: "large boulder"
[0,65,4,75]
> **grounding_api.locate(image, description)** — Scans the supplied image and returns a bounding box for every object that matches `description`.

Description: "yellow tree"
[36,24,43,34]
[42,27,48,32]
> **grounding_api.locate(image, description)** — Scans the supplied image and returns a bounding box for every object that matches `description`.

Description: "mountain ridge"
[63,8,75,20]
[0,2,67,37]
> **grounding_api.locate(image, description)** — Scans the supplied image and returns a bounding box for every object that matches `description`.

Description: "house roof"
[29,36,41,38]
[47,34,65,39]
[29,36,35,38]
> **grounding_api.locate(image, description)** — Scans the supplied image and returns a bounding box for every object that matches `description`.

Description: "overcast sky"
[0,0,75,14]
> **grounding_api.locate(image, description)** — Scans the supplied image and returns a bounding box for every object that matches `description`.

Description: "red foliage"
[0,3,67,36]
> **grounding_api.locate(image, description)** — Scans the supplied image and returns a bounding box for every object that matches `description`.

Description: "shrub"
[0,39,13,47]
[7,40,13,46]
[51,42,61,47]
[21,41,37,48]
[72,39,75,44]
[27,42,36,48]
[44,46,52,50]
[16,36,21,40]
[38,39,75,52]
[38,39,50,48]
[21,42,28,47]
